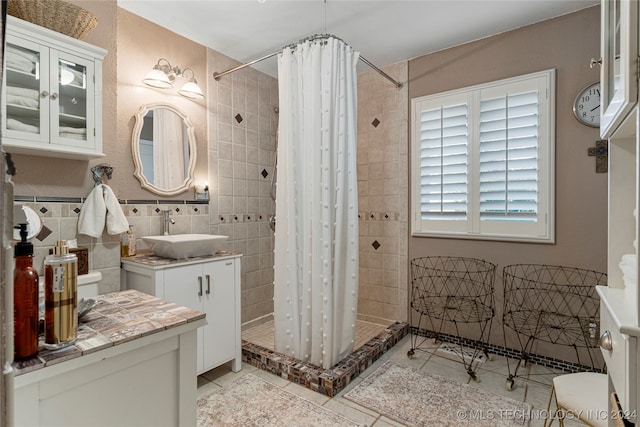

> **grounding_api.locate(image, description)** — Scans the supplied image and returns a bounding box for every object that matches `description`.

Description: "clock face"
[573,82,600,127]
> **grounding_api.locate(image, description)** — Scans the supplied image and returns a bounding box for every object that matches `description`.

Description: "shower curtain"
[273,37,360,369]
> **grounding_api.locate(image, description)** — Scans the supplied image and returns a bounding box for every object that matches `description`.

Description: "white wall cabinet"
[121,255,242,374]
[600,0,639,139]
[598,0,640,423]
[2,16,106,159]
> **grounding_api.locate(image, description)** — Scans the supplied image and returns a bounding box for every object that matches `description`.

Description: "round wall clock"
[573,82,600,128]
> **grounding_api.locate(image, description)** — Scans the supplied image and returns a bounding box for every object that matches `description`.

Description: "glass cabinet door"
[50,51,95,148]
[3,36,49,143]
[600,0,639,138]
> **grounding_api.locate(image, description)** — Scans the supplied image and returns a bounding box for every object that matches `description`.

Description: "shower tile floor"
[198,333,583,426]
[241,319,390,351]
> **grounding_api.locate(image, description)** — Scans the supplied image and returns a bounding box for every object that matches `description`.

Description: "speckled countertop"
[120,251,241,267]
[12,289,205,376]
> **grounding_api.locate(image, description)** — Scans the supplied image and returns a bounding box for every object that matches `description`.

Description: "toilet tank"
[78,271,102,299]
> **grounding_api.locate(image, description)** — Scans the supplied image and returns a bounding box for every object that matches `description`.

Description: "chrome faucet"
[161,210,175,235]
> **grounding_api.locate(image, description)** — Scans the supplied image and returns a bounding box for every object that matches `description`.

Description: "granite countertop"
[120,250,241,267]
[12,290,205,376]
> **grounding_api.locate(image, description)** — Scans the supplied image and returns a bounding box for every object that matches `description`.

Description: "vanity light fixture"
[143,58,205,99]
[177,68,205,100]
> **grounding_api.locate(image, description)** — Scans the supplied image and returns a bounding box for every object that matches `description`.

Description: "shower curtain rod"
[213,34,403,89]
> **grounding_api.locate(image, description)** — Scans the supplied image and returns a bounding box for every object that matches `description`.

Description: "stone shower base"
[241,321,409,397]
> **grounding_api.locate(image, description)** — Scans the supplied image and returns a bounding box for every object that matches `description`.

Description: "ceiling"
[117,0,599,78]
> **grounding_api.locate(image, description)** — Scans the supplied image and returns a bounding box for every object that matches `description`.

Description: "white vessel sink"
[142,234,229,259]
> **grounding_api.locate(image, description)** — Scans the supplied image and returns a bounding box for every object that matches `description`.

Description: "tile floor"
[198,333,584,426]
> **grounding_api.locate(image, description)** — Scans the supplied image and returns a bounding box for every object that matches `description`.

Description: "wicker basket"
[8,0,98,40]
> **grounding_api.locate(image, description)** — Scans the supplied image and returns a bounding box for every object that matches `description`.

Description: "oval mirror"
[131,103,197,196]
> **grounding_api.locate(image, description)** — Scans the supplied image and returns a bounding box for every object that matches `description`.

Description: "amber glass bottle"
[13,223,39,360]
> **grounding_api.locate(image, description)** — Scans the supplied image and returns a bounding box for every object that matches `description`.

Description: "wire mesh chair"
[408,256,496,381]
[502,264,607,391]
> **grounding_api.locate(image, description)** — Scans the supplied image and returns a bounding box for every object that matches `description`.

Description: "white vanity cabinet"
[121,254,242,375]
[2,16,106,159]
[597,0,640,423]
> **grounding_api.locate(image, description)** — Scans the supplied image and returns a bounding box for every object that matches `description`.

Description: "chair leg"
[543,384,565,427]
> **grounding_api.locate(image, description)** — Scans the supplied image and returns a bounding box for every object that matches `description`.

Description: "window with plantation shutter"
[411,69,555,243]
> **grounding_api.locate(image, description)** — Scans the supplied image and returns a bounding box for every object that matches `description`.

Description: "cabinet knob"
[590,58,603,68]
[50,92,58,100]
[206,274,211,295]
[198,276,203,297]
[599,330,613,351]
[40,91,49,98]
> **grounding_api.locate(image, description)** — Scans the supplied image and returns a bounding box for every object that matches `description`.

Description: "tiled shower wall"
[356,62,409,324]
[207,50,279,325]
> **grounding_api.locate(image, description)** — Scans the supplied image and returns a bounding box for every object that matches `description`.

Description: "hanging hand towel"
[78,185,107,238]
[102,185,129,235]
[78,184,129,237]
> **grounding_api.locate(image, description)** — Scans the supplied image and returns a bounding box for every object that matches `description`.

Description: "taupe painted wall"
[408,6,606,362]
[116,8,208,200]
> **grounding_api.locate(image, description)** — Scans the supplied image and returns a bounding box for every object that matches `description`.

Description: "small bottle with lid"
[13,223,39,360]
[121,231,129,258]
[127,225,137,256]
[44,240,78,349]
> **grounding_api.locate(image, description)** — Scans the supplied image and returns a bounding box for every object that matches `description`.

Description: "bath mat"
[344,361,531,427]
[197,373,361,427]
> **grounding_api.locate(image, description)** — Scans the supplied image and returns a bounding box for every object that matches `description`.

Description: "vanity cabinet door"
[202,260,236,371]
[163,264,207,373]
[50,50,97,150]
[3,35,50,144]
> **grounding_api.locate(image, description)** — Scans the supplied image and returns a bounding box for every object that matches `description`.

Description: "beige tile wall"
[15,200,210,295]
[356,62,409,324]
[207,51,279,325]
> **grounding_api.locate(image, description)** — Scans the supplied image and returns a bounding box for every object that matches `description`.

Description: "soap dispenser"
[44,240,78,349]
[13,223,39,359]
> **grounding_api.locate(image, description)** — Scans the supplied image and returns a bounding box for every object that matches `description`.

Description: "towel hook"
[91,163,113,186]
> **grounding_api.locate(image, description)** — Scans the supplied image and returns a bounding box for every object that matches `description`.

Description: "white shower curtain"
[274,37,360,369]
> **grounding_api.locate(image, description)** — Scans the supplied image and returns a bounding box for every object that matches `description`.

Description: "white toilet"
[78,271,102,299]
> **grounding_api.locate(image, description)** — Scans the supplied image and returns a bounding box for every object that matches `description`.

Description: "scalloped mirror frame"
[131,103,197,196]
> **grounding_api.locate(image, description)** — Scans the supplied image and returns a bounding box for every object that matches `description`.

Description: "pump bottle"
[13,223,39,359]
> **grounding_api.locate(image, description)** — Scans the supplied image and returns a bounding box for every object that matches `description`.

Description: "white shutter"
[419,103,468,220]
[411,69,554,242]
[479,90,539,222]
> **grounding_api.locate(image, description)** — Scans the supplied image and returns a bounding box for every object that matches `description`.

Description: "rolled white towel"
[6,55,34,73]
[7,45,38,63]
[6,94,39,109]
[7,86,40,100]
[59,126,87,135]
[7,118,39,133]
